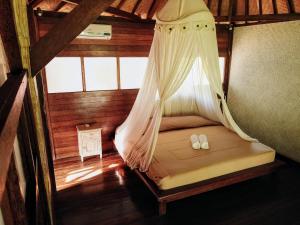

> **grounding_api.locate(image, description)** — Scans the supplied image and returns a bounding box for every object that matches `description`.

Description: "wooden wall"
[47,90,138,159]
[37,14,154,57]
[38,13,230,160]
[37,13,229,57]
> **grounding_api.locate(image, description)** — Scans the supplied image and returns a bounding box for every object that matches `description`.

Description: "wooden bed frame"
[134,159,285,215]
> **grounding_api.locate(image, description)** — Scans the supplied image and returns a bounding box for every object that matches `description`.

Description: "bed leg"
[159,201,167,216]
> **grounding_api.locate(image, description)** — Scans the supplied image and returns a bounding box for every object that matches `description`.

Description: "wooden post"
[27,6,57,225]
[4,157,28,225]
[159,201,167,216]
[0,0,23,73]
[17,104,37,225]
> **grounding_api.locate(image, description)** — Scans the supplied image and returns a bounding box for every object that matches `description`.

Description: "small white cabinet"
[76,124,102,162]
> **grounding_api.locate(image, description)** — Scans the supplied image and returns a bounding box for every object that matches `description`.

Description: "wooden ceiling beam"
[147,0,168,19]
[37,10,156,25]
[132,0,142,14]
[62,0,80,4]
[215,13,300,22]
[62,0,143,22]
[53,1,66,11]
[30,0,115,76]
[105,7,143,21]
[28,0,44,7]
[148,0,157,19]
[117,0,126,9]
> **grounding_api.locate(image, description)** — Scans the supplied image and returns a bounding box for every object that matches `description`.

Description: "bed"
[147,125,276,190]
[131,116,284,215]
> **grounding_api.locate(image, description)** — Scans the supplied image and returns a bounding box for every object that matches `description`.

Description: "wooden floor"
[54,152,124,191]
[54,153,300,225]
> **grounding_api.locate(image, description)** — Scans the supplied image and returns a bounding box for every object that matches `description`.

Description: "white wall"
[228,21,300,162]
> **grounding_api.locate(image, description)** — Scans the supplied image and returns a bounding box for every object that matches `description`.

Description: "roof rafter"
[53,1,66,11]
[117,0,126,9]
[62,0,80,4]
[105,6,143,21]
[216,13,300,23]
[132,0,142,14]
[62,0,144,22]
[28,0,44,7]
[147,0,168,19]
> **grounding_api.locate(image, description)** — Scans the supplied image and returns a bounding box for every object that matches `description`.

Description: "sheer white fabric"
[115,0,255,172]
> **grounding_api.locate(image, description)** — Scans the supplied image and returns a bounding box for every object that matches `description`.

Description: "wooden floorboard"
[54,153,300,225]
[54,151,124,191]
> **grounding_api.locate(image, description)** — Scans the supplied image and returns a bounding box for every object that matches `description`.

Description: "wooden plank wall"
[38,14,229,160]
[48,90,138,159]
[37,15,154,57]
[37,14,229,57]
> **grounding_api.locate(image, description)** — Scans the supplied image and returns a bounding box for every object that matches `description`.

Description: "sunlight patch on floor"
[65,169,93,183]
[55,154,125,191]
[67,166,94,175]
[78,169,103,181]
[108,163,119,168]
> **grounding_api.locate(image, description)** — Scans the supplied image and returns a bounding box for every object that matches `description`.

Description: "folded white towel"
[199,134,209,149]
[190,134,201,150]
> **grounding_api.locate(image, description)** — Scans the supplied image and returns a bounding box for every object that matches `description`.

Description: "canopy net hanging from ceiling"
[114,0,255,172]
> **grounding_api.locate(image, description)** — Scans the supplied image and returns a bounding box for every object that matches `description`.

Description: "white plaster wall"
[228,21,300,162]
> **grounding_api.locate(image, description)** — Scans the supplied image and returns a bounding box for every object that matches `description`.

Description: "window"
[45,56,225,94]
[45,57,83,93]
[120,57,148,89]
[187,57,226,86]
[84,57,118,91]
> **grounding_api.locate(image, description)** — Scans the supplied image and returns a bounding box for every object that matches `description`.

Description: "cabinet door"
[81,132,100,156]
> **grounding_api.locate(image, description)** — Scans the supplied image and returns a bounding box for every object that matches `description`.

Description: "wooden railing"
[0,70,27,204]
